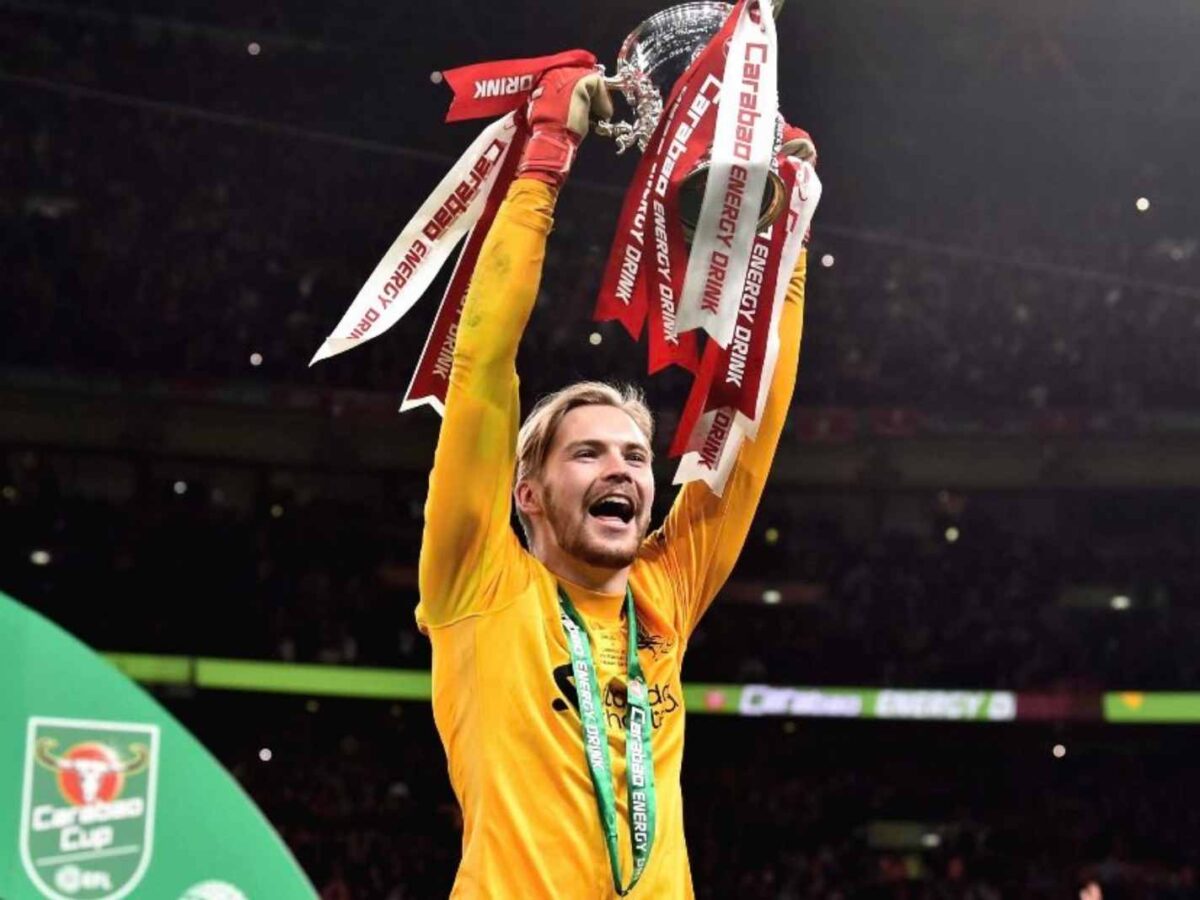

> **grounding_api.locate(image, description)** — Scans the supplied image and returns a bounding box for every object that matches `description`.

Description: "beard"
[543,483,648,570]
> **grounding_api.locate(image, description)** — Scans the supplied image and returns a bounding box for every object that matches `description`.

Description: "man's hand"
[516,66,613,188]
[779,120,818,250]
[551,67,613,137]
[779,122,817,167]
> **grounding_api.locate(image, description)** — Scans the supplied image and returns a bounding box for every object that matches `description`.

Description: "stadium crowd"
[193,693,1200,899]
[5,448,1200,693]
[4,76,1199,413]
[2,0,1199,413]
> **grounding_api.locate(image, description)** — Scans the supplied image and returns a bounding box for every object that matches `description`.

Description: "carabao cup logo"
[20,717,160,900]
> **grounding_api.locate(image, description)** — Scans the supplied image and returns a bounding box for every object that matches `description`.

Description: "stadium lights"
[764,527,780,545]
[1052,744,1066,759]
[258,747,273,762]
[944,526,960,544]
[589,332,603,346]
[820,253,835,268]
[1135,197,1150,212]
[270,504,285,519]
[1110,594,1132,611]
[921,833,941,848]
[173,480,188,496]
[2,485,16,501]
[30,549,52,566]
[250,352,263,367]
[430,71,445,84]
[247,42,261,56]
[762,589,782,605]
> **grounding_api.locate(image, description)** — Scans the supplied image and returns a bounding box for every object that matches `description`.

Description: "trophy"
[311,0,812,419]
[594,1,788,238]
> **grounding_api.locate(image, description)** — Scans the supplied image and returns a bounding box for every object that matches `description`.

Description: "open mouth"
[587,494,636,525]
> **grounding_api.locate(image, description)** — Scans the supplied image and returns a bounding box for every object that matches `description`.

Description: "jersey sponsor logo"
[20,717,160,900]
[552,664,681,731]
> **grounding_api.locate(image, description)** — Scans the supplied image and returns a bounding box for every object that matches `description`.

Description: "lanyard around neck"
[556,584,657,895]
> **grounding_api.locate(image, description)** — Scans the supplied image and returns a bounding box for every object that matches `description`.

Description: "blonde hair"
[514,381,654,539]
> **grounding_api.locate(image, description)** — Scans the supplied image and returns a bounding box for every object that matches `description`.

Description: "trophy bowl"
[595,1,787,239]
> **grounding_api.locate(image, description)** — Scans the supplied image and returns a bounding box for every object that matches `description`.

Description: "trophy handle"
[591,119,641,155]
[593,0,788,155]
[592,73,645,154]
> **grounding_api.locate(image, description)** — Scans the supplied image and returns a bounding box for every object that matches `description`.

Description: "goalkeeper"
[417,63,815,898]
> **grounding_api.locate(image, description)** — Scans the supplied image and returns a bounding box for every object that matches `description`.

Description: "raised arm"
[645,250,808,639]
[416,179,556,629]
[417,66,612,630]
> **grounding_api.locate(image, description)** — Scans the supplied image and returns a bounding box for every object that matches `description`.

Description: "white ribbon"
[741,159,821,444]
[675,0,778,348]
[397,213,484,416]
[309,112,519,365]
[673,159,821,494]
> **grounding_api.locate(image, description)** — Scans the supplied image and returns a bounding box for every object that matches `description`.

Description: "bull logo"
[35,739,150,806]
[21,717,159,900]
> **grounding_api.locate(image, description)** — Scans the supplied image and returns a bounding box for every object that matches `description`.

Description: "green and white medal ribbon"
[557,585,657,896]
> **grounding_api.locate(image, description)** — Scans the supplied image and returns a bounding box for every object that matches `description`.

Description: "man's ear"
[514,479,542,519]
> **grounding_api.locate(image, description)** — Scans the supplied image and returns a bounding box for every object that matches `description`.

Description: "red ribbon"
[403,118,529,410]
[703,161,796,418]
[647,15,740,376]
[441,50,597,123]
[595,0,745,378]
[669,159,799,456]
[594,147,654,339]
[669,342,724,457]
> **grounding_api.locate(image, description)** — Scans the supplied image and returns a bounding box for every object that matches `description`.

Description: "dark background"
[3,0,1200,896]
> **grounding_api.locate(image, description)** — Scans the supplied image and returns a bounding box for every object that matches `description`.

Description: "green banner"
[1103,691,1200,723]
[0,591,318,900]
[101,652,1200,725]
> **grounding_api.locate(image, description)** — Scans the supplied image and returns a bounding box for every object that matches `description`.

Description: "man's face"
[523,405,655,571]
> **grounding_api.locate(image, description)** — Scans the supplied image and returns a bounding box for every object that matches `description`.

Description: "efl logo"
[20,717,160,900]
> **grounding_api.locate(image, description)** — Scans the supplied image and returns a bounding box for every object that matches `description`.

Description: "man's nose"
[599,452,634,481]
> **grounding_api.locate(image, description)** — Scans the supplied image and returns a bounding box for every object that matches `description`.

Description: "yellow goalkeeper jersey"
[417,179,807,899]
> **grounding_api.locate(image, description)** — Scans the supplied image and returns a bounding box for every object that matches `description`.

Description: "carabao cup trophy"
[309,0,820,479]
[594,0,788,237]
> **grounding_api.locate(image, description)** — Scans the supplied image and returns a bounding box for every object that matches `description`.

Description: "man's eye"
[627,452,647,463]
[575,449,597,459]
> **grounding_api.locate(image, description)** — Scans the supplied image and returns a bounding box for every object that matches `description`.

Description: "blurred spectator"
[5,448,1200,692]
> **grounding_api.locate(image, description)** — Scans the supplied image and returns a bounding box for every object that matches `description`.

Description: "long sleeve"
[416,179,557,631]
[641,250,808,640]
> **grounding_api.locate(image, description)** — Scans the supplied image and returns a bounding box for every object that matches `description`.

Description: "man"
[417,63,814,897]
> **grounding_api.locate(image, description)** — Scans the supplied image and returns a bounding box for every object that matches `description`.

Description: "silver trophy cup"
[594,1,787,238]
